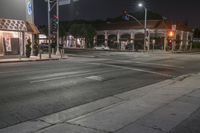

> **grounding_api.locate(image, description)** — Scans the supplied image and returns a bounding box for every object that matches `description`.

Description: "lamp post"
[138,3,147,51]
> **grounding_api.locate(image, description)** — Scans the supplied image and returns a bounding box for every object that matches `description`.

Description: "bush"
[26,39,32,58]
[33,41,39,56]
[192,42,200,49]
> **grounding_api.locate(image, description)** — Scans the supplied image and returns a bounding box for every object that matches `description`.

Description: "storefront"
[96,20,193,51]
[0,18,39,56]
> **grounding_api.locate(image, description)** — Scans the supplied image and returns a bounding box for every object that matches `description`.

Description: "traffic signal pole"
[56,0,61,56]
[48,0,51,58]
[47,0,60,58]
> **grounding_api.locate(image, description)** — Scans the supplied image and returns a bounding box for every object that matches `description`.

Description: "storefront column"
[179,31,184,51]
[104,31,108,46]
[131,32,135,50]
[185,32,189,51]
[164,33,168,51]
[0,32,3,56]
[31,35,35,56]
[93,36,97,47]
[22,32,25,56]
[117,31,120,44]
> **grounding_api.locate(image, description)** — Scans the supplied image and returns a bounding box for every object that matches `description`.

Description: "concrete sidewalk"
[0,73,200,133]
[0,54,68,63]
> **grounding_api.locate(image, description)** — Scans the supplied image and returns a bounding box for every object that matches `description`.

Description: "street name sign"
[59,0,71,6]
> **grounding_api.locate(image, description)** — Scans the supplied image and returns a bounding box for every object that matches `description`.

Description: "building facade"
[0,0,38,56]
[95,20,193,51]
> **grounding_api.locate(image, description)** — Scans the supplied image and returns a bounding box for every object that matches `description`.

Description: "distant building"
[193,38,200,43]
[95,20,193,51]
[0,0,39,56]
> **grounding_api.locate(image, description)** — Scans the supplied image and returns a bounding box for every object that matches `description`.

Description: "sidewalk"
[0,54,68,63]
[0,73,200,133]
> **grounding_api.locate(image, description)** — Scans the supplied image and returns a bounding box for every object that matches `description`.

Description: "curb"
[0,73,199,133]
[67,54,97,58]
[0,58,69,64]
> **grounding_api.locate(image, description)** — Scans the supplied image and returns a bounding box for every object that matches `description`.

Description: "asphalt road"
[0,51,200,129]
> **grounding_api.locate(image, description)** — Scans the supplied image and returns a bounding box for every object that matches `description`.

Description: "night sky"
[34,0,200,27]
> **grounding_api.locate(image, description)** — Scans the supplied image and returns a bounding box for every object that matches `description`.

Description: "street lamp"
[138,3,147,51]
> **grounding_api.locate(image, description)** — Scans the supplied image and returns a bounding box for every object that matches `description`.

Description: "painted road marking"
[89,63,173,77]
[86,76,104,81]
[30,69,120,84]
[134,61,184,69]
[30,71,88,80]
[30,76,66,83]
[113,60,184,69]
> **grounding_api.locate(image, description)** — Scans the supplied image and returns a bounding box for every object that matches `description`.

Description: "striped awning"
[26,22,40,34]
[0,18,40,34]
[0,18,27,32]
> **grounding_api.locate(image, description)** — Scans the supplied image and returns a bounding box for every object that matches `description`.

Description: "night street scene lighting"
[0,0,200,133]
[138,2,148,51]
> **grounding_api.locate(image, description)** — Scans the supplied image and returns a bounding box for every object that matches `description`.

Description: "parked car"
[39,43,49,52]
[94,45,110,50]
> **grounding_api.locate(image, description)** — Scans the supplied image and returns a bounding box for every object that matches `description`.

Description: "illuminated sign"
[27,1,33,15]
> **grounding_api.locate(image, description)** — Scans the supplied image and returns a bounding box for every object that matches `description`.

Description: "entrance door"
[11,38,20,55]
[3,38,20,55]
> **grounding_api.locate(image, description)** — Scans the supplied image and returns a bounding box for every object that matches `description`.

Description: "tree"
[26,39,32,58]
[33,40,39,56]
[193,28,200,38]
[85,24,96,48]
[59,22,71,43]
[38,25,48,35]
[69,23,96,48]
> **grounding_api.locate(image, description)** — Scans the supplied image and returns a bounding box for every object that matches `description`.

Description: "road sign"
[44,0,78,5]
[59,0,71,6]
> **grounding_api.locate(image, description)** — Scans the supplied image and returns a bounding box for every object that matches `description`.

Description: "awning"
[0,18,40,34]
[26,22,40,34]
[0,18,27,32]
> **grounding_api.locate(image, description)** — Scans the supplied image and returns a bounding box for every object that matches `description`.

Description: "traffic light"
[122,10,129,21]
[51,15,59,34]
[123,10,128,16]
[168,31,175,38]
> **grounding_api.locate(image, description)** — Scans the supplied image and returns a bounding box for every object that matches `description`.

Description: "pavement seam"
[113,83,200,133]
[112,95,128,101]
[168,106,200,133]
[67,100,126,123]
[65,122,111,133]
[32,123,56,133]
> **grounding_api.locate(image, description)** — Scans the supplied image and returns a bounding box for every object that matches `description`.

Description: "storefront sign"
[5,38,12,52]
[27,1,33,15]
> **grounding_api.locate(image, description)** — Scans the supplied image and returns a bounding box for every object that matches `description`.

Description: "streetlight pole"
[138,3,148,52]
[144,7,147,51]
